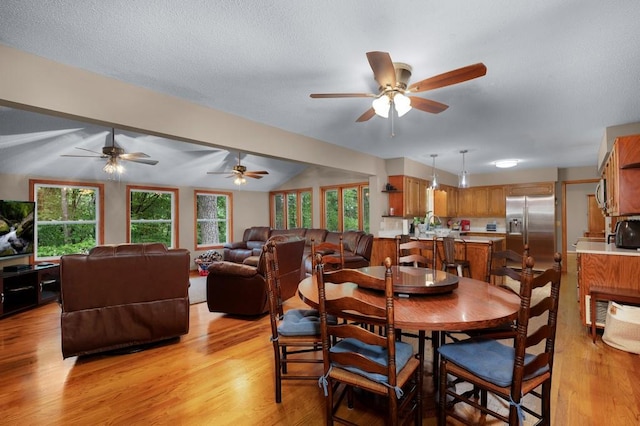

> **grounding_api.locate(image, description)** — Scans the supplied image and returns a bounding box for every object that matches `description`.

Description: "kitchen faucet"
[426,213,442,230]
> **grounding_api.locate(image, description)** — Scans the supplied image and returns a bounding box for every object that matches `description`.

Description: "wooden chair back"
[395,235,435,268]
[487,244,530,286]
[509,253,562,422]
[316,256,422,424]
[311,236,345,271]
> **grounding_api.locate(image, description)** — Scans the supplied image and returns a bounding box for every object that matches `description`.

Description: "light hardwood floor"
[2,255,639,425]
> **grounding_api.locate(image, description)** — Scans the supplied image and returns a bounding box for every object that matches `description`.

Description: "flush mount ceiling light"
[429,154,439,189]
[495,159,519,168]
[458,150,469,188]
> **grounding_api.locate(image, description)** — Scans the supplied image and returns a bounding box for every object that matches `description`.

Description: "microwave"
[595,178,606,211]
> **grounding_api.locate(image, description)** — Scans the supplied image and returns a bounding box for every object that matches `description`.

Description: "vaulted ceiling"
[1,1,640,190]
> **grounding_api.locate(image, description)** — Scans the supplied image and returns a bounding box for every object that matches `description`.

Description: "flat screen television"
[0,200,35,260]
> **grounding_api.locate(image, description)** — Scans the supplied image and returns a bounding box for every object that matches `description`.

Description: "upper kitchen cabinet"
[433,185,458,218]
[456,186,504,217]
[506,182,554,196]
[603,134,640,216]
[386,175,428,218]
[487,186,505,216]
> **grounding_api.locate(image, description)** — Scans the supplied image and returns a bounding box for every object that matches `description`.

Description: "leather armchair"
[207,236,305,316]
[60,243,190,358]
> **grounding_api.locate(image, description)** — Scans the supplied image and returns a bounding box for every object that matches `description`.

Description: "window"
[127,186,178,247]
[270,189,312,229]
[321,183,369,232]
[30,179,104,260]
[195,190,232,249]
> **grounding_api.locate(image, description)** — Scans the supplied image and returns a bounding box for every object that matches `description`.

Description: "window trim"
[320,182,369,232]
[269,188,313,229]
[126,185,179,247]
[29,178,105,261]
[193,189,233,250]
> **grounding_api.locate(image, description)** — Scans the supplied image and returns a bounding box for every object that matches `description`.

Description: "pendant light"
[429,154,439,189]
[458,149,469,188]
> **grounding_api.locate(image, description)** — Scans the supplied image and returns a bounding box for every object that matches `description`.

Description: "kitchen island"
[575,240,640,328]
[371,235,505,282]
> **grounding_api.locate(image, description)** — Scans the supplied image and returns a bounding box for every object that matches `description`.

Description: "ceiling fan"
[61,128,158,175]
[207,152,269,185]
[310,51,487,122]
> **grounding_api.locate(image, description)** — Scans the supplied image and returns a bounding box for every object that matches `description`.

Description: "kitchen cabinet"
[506,182,554,196]
[386,175,428,218]
[487,186,505,216]
[433,185,457,218]
[433,189,447,218]
[457,187,498,217]
[446,186,458,217]
[603,134,640,216]
[576,242,640,327]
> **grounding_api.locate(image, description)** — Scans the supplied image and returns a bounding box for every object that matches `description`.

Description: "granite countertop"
[575,240,640,256]
[376,233,503,244]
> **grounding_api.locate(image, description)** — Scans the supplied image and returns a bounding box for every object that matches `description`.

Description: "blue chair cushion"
[278,309,322,336]
[278,309,337,336]
[438,339,549,387]
[330,337,414,384]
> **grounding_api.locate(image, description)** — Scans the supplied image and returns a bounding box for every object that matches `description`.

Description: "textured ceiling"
[1,1,640,190]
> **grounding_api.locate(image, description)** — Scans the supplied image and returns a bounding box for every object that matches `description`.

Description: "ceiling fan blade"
[407,63,487,93]
[245,170,268,175]
[121,157,159,166]
[244,174,264,179]
[119,152,150,160]
[356,108,376,122]
[74,147,105,155]
[310,93,376,98]
[207,169,241,175]
[60,154,103,158]
[366,51,396,88]
[409,97,449,114]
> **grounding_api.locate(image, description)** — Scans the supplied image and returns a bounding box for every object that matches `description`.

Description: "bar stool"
[440,236,471,277]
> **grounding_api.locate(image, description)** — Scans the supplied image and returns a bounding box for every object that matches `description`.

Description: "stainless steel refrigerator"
[505,195,556,270]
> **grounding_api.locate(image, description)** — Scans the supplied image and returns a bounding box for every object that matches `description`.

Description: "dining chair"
[438,252,562,426]
[316,256,423,425]
[263,241,324,403]
[311,236,345,271]
[439,236,471,277]
[395,235,436,268]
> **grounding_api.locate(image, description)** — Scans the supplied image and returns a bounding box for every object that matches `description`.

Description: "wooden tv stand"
[0,264,60,318]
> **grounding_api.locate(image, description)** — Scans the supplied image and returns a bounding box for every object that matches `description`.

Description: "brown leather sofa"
[60,243,190,358]
[223,227,374,274]
[207,236,306,316]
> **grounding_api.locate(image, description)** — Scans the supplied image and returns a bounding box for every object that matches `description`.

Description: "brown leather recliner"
[60,243,190,358]
[206,236,305,316]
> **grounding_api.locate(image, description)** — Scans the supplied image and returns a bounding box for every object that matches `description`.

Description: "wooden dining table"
[298,265,521,333]
[298,265,521,417]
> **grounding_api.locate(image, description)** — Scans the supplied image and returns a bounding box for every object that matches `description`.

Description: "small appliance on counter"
[486,222,497,232]
[614,220,640,249]
[460,220,471,231]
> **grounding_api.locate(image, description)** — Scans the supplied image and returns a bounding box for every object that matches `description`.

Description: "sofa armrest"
[208,261,258,278]
[223,241,248,249]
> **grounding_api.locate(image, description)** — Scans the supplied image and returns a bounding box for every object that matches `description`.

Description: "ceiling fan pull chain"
[390,100,395,137]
